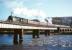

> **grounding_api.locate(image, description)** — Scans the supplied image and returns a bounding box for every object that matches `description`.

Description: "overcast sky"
[0,0,72,23]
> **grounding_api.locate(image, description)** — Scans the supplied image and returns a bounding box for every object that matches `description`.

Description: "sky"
[0,0,72,23]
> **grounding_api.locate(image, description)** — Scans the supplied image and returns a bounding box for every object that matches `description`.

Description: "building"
[52,17,72,26]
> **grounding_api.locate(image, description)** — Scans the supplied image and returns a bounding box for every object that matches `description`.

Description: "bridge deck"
[0,21,70,30]
[0,23,57,30]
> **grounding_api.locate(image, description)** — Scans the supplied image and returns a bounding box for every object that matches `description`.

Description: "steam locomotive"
[7,15,46,26]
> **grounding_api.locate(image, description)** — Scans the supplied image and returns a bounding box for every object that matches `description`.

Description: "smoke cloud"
[1,0,52,24]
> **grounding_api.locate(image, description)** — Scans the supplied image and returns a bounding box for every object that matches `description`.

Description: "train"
[7,15,47,26]
[7,15,71,28]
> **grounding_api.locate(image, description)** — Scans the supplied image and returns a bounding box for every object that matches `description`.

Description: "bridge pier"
[57,27,60,33]
[13,29,18,45]
[32,29,40,38]
[45,30,50,36]
[19,29,23,45]
[13,29,23,45]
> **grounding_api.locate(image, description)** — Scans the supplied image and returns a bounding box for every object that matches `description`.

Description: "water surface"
[0,34,72,50]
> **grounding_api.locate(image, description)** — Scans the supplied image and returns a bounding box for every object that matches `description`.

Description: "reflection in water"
[0,34,72,50]
[13,39,18,45]
[19,40,23,45]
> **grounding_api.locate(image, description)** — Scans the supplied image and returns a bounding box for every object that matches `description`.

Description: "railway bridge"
[0,16,72,44]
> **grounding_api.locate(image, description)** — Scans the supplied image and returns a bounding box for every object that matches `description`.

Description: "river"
[0,34,72,50]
